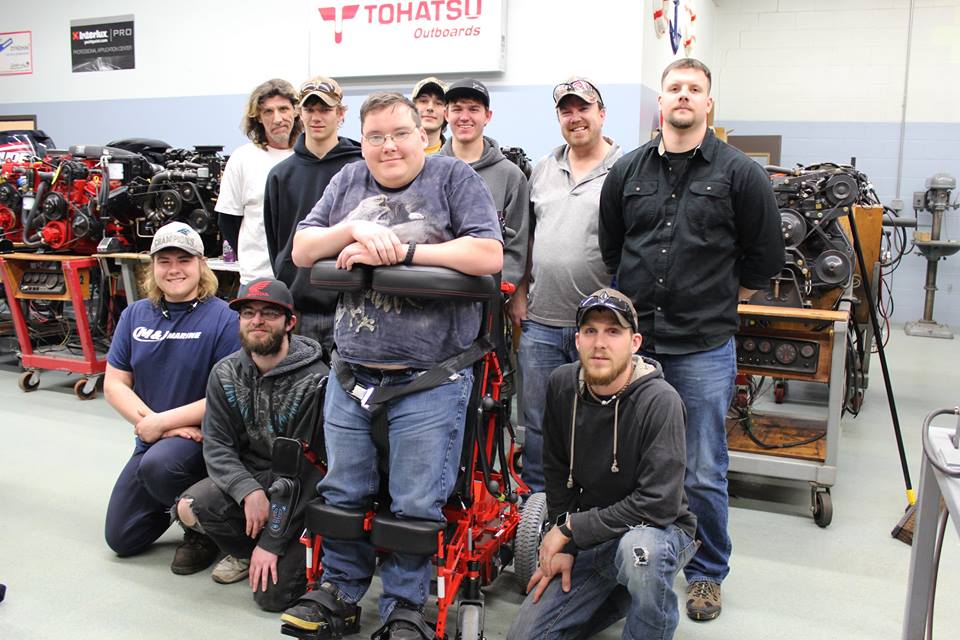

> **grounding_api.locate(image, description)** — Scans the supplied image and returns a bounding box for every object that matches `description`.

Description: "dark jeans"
[181,476,307,612]
[104,437,206,557]
[295,310,334,356]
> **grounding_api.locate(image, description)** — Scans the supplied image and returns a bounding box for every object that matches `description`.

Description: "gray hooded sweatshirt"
[438,135,530,285]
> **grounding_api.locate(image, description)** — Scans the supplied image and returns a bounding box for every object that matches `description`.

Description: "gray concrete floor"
[0,326,958,639]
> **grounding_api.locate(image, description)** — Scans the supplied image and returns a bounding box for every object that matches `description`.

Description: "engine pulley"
[814,249,853,286]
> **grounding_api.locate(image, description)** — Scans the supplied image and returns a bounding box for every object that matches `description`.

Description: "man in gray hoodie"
[174,278,328,612]
[438,78,529,286]
[508,288,697,640]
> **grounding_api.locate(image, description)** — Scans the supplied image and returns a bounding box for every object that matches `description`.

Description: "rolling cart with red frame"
[0,253,106,399]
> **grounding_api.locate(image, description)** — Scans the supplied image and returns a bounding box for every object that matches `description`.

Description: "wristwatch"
[555,512,572,537]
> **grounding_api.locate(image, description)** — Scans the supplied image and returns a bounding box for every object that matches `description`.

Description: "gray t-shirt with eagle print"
[298,154,502,368]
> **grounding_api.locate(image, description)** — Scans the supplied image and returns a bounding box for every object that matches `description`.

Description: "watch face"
[556,512,568,528]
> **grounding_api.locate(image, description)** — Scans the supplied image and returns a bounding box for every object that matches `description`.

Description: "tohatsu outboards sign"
[309,0,505,77]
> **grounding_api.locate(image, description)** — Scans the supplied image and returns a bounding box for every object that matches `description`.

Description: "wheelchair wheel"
[513,491,548,590]
[457,603,483,640]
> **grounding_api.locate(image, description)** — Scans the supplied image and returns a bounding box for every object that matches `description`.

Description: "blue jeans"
[518,320,579,493]
[507,524,697,640]
[318,364,473,620]
[104,436,206,556]
[642,338,736,585]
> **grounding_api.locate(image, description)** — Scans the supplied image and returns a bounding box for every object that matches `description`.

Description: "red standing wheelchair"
[267,261,550,640]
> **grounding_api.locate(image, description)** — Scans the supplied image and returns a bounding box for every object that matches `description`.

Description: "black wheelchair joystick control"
[268,437,304,538]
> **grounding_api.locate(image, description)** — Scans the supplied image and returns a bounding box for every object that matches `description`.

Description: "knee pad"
[370,514,442,556]
[306,502,369,541]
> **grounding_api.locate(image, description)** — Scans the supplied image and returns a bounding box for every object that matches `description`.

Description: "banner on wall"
[70,15,135,73]
[0,31,33,76]
[308,0,505,78]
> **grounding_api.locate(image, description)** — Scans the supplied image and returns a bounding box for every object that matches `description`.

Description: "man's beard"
[666,111,695,130]
[241,326,285,357]
[580,349,633,388]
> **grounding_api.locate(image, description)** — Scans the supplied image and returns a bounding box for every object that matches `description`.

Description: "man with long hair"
[217,79,302,284]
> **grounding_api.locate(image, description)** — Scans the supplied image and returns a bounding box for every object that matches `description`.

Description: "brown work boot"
[686,580,722,621]
[170,529,218,575]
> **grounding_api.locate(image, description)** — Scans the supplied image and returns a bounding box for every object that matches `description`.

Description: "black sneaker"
[371,603,431,640]
[170,529,218,575]
[281,582,361,634]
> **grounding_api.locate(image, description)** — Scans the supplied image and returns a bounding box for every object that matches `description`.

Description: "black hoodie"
[543,356,697,550]
[264,134,363,313]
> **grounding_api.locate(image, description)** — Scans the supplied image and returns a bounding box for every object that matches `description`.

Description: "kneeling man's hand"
[527,552,574,603]
[250,545,279,593]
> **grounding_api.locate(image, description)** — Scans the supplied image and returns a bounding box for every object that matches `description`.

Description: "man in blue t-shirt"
[103,221,240,572]
[284,93,502,639]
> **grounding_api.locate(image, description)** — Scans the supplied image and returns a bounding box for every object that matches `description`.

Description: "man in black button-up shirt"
[598,58,783,622]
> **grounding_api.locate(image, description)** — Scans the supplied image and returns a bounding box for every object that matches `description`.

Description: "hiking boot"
[686,580,721,621]
[170,529,218,575]
[211,554,250,584]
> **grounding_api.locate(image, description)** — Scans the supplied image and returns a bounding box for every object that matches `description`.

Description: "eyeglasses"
[239,307,285,321]
[362,129,415,147]
[576,291,637,332]
[553,79,604,107]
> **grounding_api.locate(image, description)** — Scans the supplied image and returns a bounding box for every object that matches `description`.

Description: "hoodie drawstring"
[611,397,620,473]
[568,390,622,488]
[567,393,577,489]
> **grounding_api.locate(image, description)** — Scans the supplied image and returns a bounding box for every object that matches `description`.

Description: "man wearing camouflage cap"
[508,77,622,495]
[508,287,696,640]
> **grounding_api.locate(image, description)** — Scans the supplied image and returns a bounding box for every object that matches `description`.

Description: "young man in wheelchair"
[287,92,503,639]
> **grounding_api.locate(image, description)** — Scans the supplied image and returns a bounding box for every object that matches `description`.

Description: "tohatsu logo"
[318,0,483,43]
[318,4,360,44]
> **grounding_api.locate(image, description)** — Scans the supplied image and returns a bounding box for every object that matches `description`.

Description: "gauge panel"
[735,336,819,374]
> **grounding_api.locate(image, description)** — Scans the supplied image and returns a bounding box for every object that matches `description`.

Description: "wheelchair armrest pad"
[372,264,496,301]
[309,260,497,301]
[310,260,370,292]
[305,502,368,541]
[370,514,443,556]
